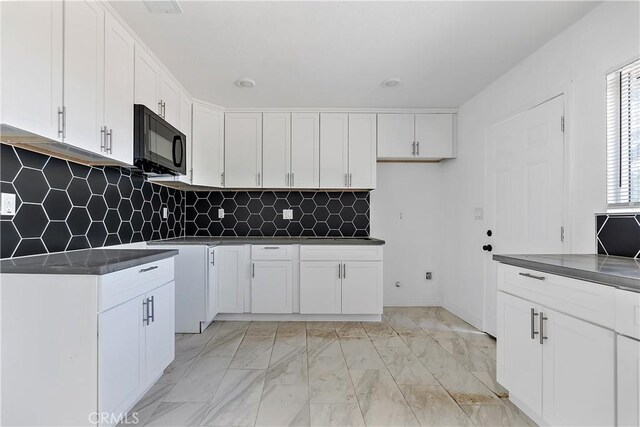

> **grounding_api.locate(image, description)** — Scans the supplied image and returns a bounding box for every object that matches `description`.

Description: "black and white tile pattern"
[184,191,370,237]
[596,213,640,258]
[1,144,185,258]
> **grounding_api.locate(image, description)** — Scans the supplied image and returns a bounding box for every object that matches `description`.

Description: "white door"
[341,262,382,314]
[377,114,414,159]
[484,95,565,336]
[251,261,293,313]
[262,113,291,188]
[145,281,176,382]
[414,114,454,159]
[0,0,63,141]
[300,261,342,314]
[320,113,349,188]
[159,73,180,128]
[98,295,145,418]
[134,45,160,114]
[217,246,246,313]
[291,113,320,189]
[191,103,224,187]
[496,292,542,416]
[348,114,376,189]
[64,0,104,155]
[617,334,640,427]
[103,13,134,165]
[541,308,615,426]
[179,92,192,179]
[225,113,263,188]
[206,248,218,322]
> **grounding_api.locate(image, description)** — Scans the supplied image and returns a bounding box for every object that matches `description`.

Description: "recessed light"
[143,0,183,14]
[381,78,401,88]
[235,78,256,88]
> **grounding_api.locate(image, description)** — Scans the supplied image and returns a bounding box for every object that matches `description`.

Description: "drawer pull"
[519,272,545,281]
[139,266,159,273]
[263,247,280,250]
[539,312,548,344]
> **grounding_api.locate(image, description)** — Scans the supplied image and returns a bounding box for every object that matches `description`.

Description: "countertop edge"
[148,238,386,246]
[493,254,639,293]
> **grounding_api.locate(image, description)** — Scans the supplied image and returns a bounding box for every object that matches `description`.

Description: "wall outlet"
[283,209,293,220]
[1,193,16,216]
[162,207,168,219]
[425,271,433,280]
[218,208,225,219]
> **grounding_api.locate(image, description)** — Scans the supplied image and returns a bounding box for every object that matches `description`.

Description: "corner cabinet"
[377,113,455,161]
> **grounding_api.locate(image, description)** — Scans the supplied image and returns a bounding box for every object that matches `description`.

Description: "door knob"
[486,230,492,237]
[482,244,493,252]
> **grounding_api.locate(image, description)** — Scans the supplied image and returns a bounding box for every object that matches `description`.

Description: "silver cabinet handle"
[252,262,255,278]
[263,246,279,250]
[257,172,261,186]
[345,174,349,187]
[291,172,294,187]
[412,141,416,156]
[530,308,539,340]
[416,141,420,156]
[100,126,106,152]
[58,107,64,138]
[210,250,215,265]
[162,101,166,119]
[142,299,149,325]
[221,172,225,187]
[519,272,546,281]
[539,312,548,344]
[338,263,341,279]
[107,128,113,154]
[139,266,158,273]
[158,100,163,116]
[287,173,290,187]
[62,106,66,138]
[343,263,346,278]
[149,296,155,323]
[349,173,352,187]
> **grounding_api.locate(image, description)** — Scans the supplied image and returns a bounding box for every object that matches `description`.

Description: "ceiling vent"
[381,78,401,88]
[235,78,256,88]
[143,0,183,14]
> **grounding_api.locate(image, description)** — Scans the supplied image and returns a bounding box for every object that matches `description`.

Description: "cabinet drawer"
[251,245,293,260]
[616,289,640,339]
[99,258,174,312]
[497,263,615,329]
[300,245,383,261]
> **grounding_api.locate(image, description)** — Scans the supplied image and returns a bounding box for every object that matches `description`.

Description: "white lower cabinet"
[251,261,293,313]
[144,282,176,382]
[217,245,247,313]
[617,334,640,426]
[300,261,342,314]
[341,261,382,314]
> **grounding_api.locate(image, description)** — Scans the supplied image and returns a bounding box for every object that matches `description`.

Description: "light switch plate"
[218,208,225,219]
[1,193,16,216]
[162,207,168,219]
[283,209,293,220]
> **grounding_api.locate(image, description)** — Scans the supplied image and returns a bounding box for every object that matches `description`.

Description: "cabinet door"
[414,113,454,159]
[225,113,263,188]
[179,92,192,180]
[262,113,291,188]
[217,246,246,313]
[134,45,160,114]
[1,0,63,141]
[251,261,293,313]
[291,113,320,189]
[341,261,382,314]
[541,309,614,426]
[145,281,176,382]
[617,334,640,427]
[64,0,104,154]
[103,12,134,165]
[300,261,342,314]
[348,114,376,189]
[377,114,414,159]
[98,295,145,419]
[206,248,218,322]
[320,113,349,188]
[159,73,181,128]
[191,103,224,187]
[496,292,542,416]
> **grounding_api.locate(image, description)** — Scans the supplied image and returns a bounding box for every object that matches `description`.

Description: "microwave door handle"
[172,136,182,167]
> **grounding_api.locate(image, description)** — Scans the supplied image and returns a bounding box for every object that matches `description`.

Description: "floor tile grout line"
[337,324,369,426]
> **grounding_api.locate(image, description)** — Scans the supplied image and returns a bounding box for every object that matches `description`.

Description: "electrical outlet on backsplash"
[596,213,640,258]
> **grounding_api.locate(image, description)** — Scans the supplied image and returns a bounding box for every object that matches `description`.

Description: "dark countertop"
[148,236,386,246]
[493,254,640,293]
[0,248,179,275]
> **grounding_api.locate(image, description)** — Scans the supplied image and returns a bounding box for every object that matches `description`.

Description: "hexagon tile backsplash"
[596,213,640,258]
[1,144,184,258]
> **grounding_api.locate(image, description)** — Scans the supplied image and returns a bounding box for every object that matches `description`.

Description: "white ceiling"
[111,1,599,108]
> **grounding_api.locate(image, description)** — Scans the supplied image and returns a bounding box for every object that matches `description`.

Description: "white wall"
[371,163,443,306]
[440,1,640,328]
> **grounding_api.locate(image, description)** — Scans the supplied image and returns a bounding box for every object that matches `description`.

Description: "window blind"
[607,59,640,208]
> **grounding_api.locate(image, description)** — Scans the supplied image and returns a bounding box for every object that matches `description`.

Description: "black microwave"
[133,104,186,175]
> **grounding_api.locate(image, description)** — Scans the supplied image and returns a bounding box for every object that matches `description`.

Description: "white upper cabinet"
[1,0,63,142]
[63,0,105,155]
[225,113,263,188]
[103,12,134,165]
[159,73,181,128]
[191,102,224,187]
[348,114,376,189]
[377,113,455,161]
[262,113,291,188]
[320,113,349,188]
[415,113,454,159]
[134,45,161,115]
[291,113,320,189]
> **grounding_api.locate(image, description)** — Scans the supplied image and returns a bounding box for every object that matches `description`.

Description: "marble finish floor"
[128,307,536,426]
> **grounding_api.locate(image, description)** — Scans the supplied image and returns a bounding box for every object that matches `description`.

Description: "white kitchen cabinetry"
[144,281,176,381]
[0,0,63,142]
[348,114,377,189]
[225,113,263,188]
[134,45,161,114]
[251,261,294,313]
[263,113,291,188]
[192,102,224,187]
[618,334,640,426]
[159,74,181,128]
[496,263,616,426]
[291,113,320,188]
[299,261,342,314]
[341,261,382,314]
[377,113,455,161]
[320,113,349,188]
[217,245,248,313]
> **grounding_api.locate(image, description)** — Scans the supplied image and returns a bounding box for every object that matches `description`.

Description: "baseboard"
[382,300,441,307]
[441,300,483,330]
[214,313,382,322]
[509,394,544,426]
